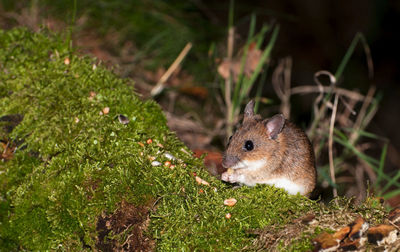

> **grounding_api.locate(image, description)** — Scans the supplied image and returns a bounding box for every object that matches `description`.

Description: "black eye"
[243,140,254,151]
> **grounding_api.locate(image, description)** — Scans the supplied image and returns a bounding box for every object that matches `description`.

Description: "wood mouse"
[221,100,316,196]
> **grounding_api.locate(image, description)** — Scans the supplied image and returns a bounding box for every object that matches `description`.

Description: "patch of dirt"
[96,200,155,252]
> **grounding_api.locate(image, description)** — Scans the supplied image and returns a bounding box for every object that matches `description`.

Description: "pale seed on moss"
[102,107,110,115]
[164,152,176,160]
[225,213,232,219]
[195,176,210,186]
[89,91,96,100]
[64,57,70,65]
[74,117,79,123]
[224,198,237,207]
[137,142,145,147]
[151,161,161,166]
[180,147,191,156]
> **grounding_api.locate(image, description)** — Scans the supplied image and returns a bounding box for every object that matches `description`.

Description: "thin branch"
[291,85,365,101]
[151,42,193,96]
[329,93,339,200]
[225,26,235,138]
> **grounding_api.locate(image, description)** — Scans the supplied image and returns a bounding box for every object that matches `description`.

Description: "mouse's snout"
[222,154,239,168]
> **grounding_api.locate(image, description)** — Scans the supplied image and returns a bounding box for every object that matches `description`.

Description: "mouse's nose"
[222,155,239,168]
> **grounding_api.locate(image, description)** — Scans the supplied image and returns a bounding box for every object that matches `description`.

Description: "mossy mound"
[0,28,385,251]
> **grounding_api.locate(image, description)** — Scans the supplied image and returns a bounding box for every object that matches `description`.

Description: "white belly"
[263,178,305,195]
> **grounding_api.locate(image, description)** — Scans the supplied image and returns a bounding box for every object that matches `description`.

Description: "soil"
[96,200,155,252]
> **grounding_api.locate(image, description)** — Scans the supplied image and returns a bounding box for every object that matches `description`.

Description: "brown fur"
[222,101,316,196]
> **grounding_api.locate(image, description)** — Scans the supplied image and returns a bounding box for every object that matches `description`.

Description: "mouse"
[221,100,316,196]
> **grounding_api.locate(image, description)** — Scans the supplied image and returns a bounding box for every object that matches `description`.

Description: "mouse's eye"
[243,140,254,151]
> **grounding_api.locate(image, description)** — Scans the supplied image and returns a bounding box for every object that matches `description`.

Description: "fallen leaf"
[312,232,340,252]
[217,42,263,82]
[388,206,400,225]
[348,216,369,241]
[333,226,351,241]
[0,141,15,161]
[367,224,398,246]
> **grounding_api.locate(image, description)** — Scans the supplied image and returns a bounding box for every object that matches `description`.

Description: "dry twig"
[151,42,193,96]
[329,93,339,200]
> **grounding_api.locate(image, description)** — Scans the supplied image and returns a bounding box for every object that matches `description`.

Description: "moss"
[0,28,386,251]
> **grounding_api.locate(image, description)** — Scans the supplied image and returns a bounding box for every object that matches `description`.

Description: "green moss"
[0,28,385,251]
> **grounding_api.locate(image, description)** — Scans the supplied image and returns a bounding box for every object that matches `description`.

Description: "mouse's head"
[222,100,286,170]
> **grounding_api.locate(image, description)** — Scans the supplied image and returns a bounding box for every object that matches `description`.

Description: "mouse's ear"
[264,114,285,140]
[243,100,255,123]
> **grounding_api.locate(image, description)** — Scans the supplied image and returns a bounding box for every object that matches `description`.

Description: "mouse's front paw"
[221,171,236,183]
